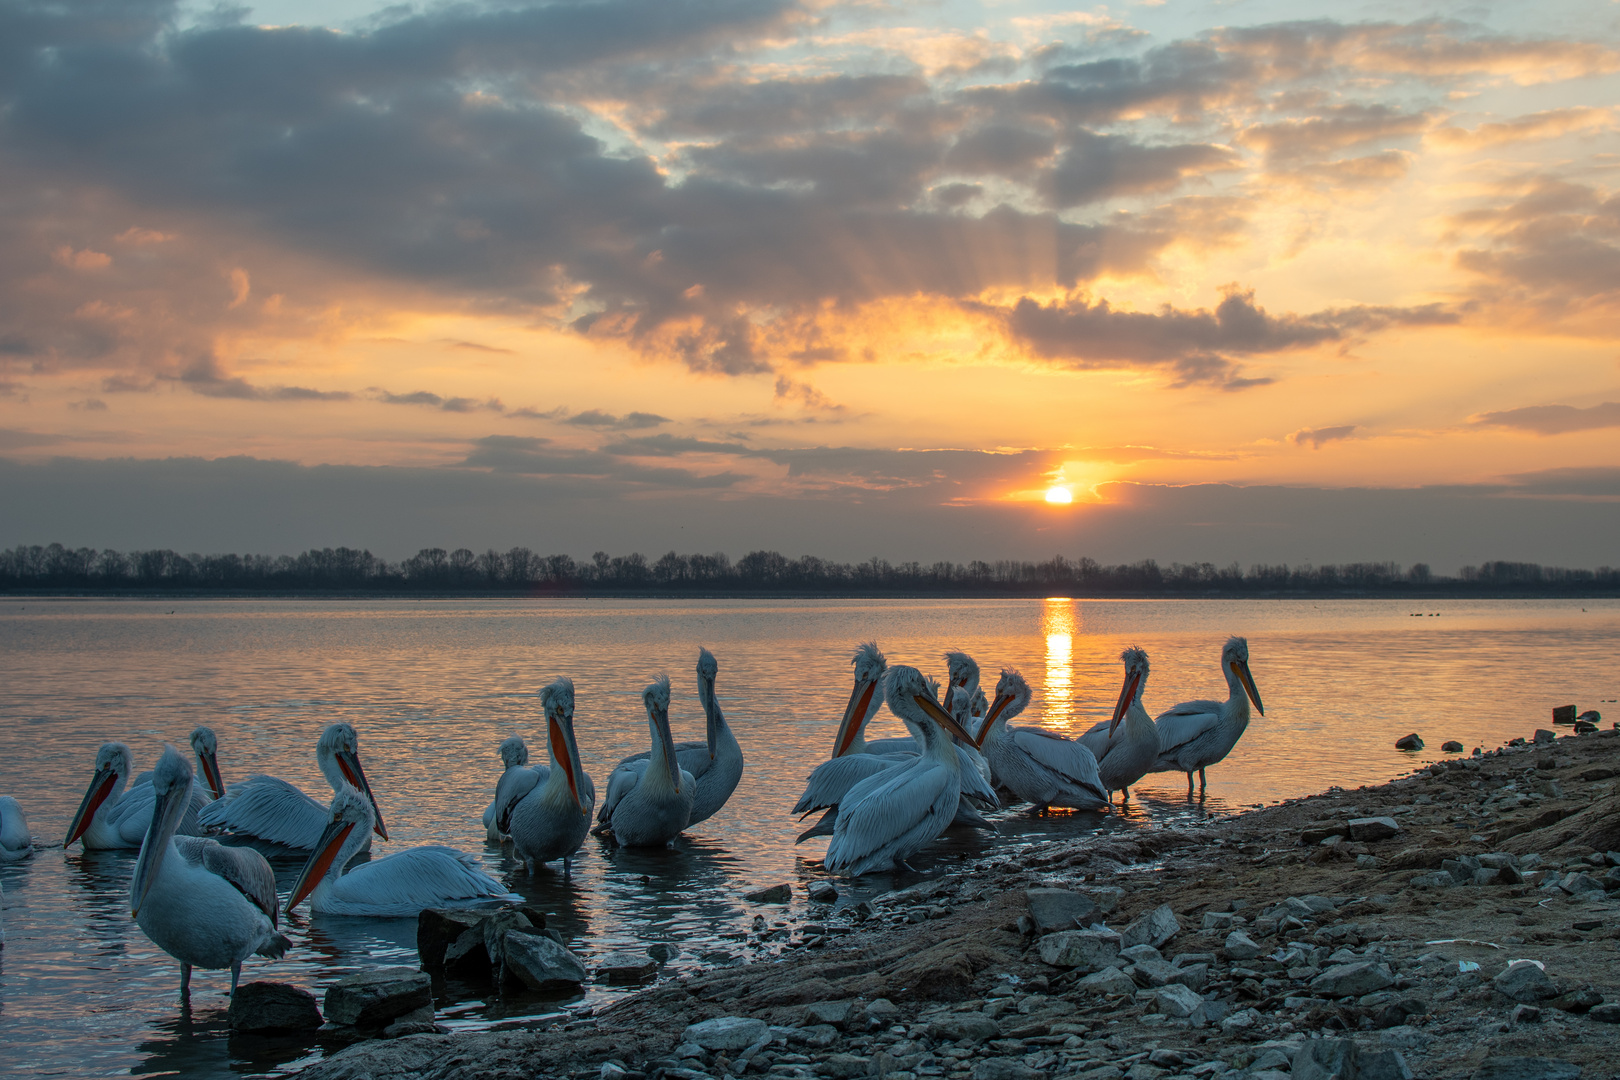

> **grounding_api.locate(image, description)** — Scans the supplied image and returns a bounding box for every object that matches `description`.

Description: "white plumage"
[978,669,1109,811]
[596,675,695,847]
[0,797,33,862]
[483,735,537,842]
[610,648,742,827]
[504,677,597,874]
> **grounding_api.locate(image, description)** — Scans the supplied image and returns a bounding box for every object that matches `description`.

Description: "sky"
[1,0,1617,570]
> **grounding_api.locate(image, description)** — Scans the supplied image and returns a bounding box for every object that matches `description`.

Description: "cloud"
[564,409,670,430]
[1238,105,1431,162]
[176,356,351,402]
[1429,107,1614,150]
[375,389,500,413]
[460,434,741,487]
[1471,401,1620,435]
[1039,130,1239,208]
[1289,424,1357,448]
[773,377,846,414]
[68,397,107,411]
[1451,177,1620,316]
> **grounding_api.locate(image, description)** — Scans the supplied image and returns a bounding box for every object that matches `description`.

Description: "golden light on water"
[1044,486,1073,504]
[1042,597,1076,728]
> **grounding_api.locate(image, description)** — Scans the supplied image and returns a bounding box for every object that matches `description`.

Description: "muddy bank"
[295,726,1620,1080]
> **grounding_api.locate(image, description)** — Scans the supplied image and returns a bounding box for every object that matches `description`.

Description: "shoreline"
[295,724,1620,1080]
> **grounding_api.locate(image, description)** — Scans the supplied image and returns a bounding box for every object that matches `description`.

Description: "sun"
[1044,486,1073,504]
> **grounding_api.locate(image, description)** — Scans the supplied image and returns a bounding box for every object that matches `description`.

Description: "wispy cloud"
[1289,424,1358,448]
[1472,401,1620,435]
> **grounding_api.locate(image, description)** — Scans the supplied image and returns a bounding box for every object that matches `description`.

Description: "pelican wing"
[329,847,517,917]
[1009,726,1108,802]
[824,760,956,875]
[954,745,998,807]
[196,774,327,849]
[488,766,545,834]
[862,735,919,756]
[173,835,281,927]
[108,779,209,845]
[792,754,904,816]
[1152,699,1224,761]
[596,762,645,826]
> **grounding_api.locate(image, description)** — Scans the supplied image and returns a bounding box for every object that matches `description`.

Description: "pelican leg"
[180,962,192,998]
[1120,786,1130,802]
[1198,768,1207,795]
[562,856,571,878]
[230,961,241,996]
[1185,771,1194,799]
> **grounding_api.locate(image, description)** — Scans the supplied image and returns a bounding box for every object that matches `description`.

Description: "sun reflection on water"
[1042,597,1076,730]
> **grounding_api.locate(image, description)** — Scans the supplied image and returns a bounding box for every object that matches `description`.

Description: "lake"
[0,596,1614,1077]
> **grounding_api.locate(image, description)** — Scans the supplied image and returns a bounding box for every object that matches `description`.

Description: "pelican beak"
[129,785,178,917]
[551,712,587,815]
[1232,659,1264,716]
[1110,669,1142,737]
[287,818,355,916]
[834,677,878,758]
[198,750,225,801]
[655,703,681,791]
[335,750,387,840]
[975,694,1014,748]
[913,694,975,744]
[66,766,118,846]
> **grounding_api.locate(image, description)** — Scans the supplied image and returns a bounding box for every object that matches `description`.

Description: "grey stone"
[1293,1038,1358,1080]
[1310,962,1395,998]
[1147,1050,1183,1069]
[1494,961,1558,1003]
[501,928,588,989]
[1251,1049,1292,1071]
[861,998,899,1028]
[1201,911,1235,930]
[1119,944,1165,965]
[228,981,322,1033]
[1084,886,1124,913]
[1120,904,1181,950]
[1075,967,1138,996]
[1128,958,1180,988]
[1411,871,1455,888]
[1172,963,1210,991]
[416,908,485,973]
[1471,1058,1581,1080]
[1037,929,1121,971]
[597,951,658,983]
[1347,817,1401,842]
[1395,733,1424,751]
[808,880,840,904]
[819,1053,870,1079]
[1356,854,1382,870]
[1474,868,1503,886]
[1073,1067,1125,1080]
[1547,988,1603,1013]
[1150,984,1204,1018]
[927,1014,1000,1043]
[322,967,432,1028]
[1533,730,1557,744]
[1443,741,1465,752]
[1223,930,1264,961]
[1512,1005,1543,1023]
[803,1000,855,1028]
[1559,872,1605,895]
[1588,1003,1620,1023]
[794,1024,840,1048]
[1124,1066,1166,1080]
[1359,1049,1414,1080]
[649,941,682,963]
[744,884,792,903]
[1026,888,1099,934]
[685,1016,770,1052]
[971,1060,1047,1080]
[1219,1007,1261,1036]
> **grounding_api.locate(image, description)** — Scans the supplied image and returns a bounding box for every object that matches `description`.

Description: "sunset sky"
[1,0,1617,569]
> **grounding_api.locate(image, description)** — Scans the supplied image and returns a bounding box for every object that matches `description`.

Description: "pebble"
[1310,961,1395,998]
[1347,816,1401,842]
[1222,930,1263,961]
[808,881,840,904]
[744,884,793,904]
[228,981,323,1033]
[1038,929,1121,971]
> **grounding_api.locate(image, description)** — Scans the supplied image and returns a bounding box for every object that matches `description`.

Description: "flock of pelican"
[0,635,1262,1000]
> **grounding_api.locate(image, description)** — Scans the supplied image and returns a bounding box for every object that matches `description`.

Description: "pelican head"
[942,650,980,713]
[190,726,224,800]
[884,665,976,749]
[129,745,193,917]
[541,676,588,813]
[1110,647,1150,736]
[834,642,887,758]
[287,785,371,915]
[643,674,680,791]
[696,647,723,760]
[1222,636,1264,716]
[66,741,134,846]
[499,735,529,769]
[317,722,387,840]
[978,668,1031,745]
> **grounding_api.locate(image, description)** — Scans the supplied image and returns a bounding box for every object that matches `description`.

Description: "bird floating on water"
[483,735,536,843]
[596,675,695,847]
[502,677,596,874]
[610,648,742,827]
[66,741,210,850]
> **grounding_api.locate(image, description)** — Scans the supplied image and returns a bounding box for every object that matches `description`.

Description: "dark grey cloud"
[175,355,351,402]
[604,434,753,457]
[1454,178,1620,311]
[460,434,741,488]
[1472,401,1620,435]
[650,74,930,138]
[375,389,501,413]
[944,126,1056,177]
[1039,130,1238,208]
[1289,424,1357,448]
[564,410,670,430]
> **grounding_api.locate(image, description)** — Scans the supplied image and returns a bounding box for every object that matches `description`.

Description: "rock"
[1292,1038,1358,1080]
[417,908,485,973]
[1073,1067,1125,1080]
[1359,1049,1415,1080]
[1588,1003,1620,1023]
[501,928,588,989]
[1025,888,1098,934]
[1150,983,1203,1018]
[1580,767,1616,782]
[1310,961,1395,998]
[1201,911,1234,930]
[1533,730,1557,745]
[1575,721,1597,734]
[648,941,682,963]
[808,880,839,904]
[1474,868,1503,886]
[1357,854,1382,870]
[1547,988,1603,1013]
[744,884,792,903]
[1442,741,1465,752]
[1118,944,1164,965]
[1559,872,1605,895]
[1494,960,1558,1003]
[1172,963,1210,991]
[1075,967,1138,996]
[972,1060,1046,1080]
[1128,958,1180,988]
[1119,904,1180,949]
[927,1014,1000,1043]
[861,998,898,1029]
[596,951,658,983]
[1512,1004,1543,1024]
[1037,929,1121,971]
[322,967,432,1028]
[1552,706,1577,725]
[1083,886,1124,913]
[1395,733,1423,751]
[381,1004,439,1038]
[1147,1050,1183,1069]
[228,982,322,1033]
[1579,709,1602,722]
[1220,1007,1261,1036]
[819,1052,871,1079]
[1223,930,1264,961]
[685,1016,769,1052]
[1347,817,1400,842]
[803,1000,855,1028]
[1472,1057,1581,1080]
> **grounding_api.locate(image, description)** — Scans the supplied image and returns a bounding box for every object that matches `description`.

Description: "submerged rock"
[228,981,322,1034]
[323,967,432,1029]
[502,928,588,989]
[1395,734,1424,751]
[744,884,793,903]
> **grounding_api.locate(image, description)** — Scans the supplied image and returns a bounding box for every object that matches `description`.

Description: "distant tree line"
[0,543,1616,597]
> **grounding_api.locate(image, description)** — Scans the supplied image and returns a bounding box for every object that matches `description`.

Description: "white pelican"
[129,745,290,996]
[287,786,517,918]
[0,797,32,862]
[596,676,694,847]
[190,727,226,801]
[1078,647,1160,802]
[611,648,742,827]
[823,664,981,876]
[502,678,596,874]
[198,722,387,851]
[483,736,538,843]
[1150,636,1264,797]
[66,742,209,850]
[792,644,908,841]
[976,669,1109,812]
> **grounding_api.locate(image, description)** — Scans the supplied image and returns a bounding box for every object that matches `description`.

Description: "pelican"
[976,669,1109,812]
[610,648,743,827]
[129,745,290,996]
[1150,636,1264,797]
[0,797,32,862]
[596,676,695,847]
[66,742,209,850]
[1079,647,1160,802]
[792,644,910,841]
[502,677,596,874]
[287,786,517,918]
[198,722,387,851]
[483,736,538,843]
[190,727,226,801]
[823,665,982,876]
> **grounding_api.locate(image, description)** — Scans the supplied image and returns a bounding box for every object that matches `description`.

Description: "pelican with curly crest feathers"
[129,745,290,996]
[287,786,517,918]
[610,648,742,827]
[0,797,33,862]
[976,669,1109,811]
[484,736,538,842]
[501,677,596,874]
[822,664,981,876]
[793,643,914,842]
[66,741,210,850]
[1149,636,1264,797]
[596,676,695,847]
[198,723,386,852]
[1079,648,1160,803]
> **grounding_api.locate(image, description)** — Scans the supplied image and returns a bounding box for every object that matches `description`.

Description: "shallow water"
[0,596,1614,1077]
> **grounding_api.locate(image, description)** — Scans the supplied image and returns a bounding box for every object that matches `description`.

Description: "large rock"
[501,928,588,989]
[323,967,432,1028]
[927,1014,1000,1043]
[1150,984,1203,1018]
[1395,734,1424,751]
[1293,1038,1359,1080]
[684,1016,769,1052]
[228,981,322,1033]
[1127,958,1180,988]
[972,1060,1047,1080]
[1223,930,1264,961]
[1119,904,1180,949]
[1472,1058,1581,1080]
[417,909,485,972]
[596,951,657,984]
[1494,961,1558,1003]
[1038,929,1121,971]
[1075,967,1137,996]
[1359,1049,1415,1080]
[1310,961,1395,998]
[803,1000,856,1028]
[1348,817,1401,842]
[1026,888,1098,934]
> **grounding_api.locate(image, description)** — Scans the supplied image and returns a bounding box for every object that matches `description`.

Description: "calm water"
[0,597,1615,1077]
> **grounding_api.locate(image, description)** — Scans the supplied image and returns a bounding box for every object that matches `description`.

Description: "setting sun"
[1044,486,1073,504]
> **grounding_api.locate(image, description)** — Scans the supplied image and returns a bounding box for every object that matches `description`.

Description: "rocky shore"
[295,724,1620,1080]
